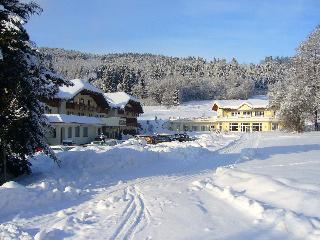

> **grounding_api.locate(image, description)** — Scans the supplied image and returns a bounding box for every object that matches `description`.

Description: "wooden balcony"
[126,118,138,127]
[66,102,108,113]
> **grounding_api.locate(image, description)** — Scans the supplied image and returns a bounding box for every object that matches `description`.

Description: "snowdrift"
[193,167,320,240]
[0,134,236,220]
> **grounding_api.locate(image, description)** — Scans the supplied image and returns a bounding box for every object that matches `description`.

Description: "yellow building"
[167,97,281,132]
[212,98,281,132]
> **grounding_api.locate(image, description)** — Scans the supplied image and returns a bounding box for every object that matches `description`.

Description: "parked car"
[50,145,75,152]
[135,135,157,144]
[172,133,191,142]
[62,139,75,146]
[155,134,173,144]
[89,138,118,146]
[94,135,107,141]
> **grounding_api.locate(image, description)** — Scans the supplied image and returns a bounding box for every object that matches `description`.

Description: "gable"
[238,103,253,110]
[71,89,110,110]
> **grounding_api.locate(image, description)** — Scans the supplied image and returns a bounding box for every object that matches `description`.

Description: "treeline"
[40,48,291,105]
[269,25,320,132]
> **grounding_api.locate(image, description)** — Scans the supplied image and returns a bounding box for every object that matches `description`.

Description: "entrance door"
[241,123,250,132]
[60,127,65,144]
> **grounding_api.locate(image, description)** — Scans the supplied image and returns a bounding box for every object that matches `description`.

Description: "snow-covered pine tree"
[0,0,70,183]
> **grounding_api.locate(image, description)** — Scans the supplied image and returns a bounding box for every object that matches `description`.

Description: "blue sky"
[26,0,320,63]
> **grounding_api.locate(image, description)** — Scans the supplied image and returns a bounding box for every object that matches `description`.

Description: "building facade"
[167,117,216,132]
[44,79,143,145]
[167,98,282,132]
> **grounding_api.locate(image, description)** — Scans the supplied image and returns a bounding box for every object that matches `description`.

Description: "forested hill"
[40,47,292,105]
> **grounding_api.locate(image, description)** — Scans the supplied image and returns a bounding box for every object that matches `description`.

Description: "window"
[192,126,198,131]
[272,123,278,131]
[87,100,91,106]
[45,106,52,114]
[229,123,238,132]
[231,112,240,117]
[243,111,252,117]
[252,123,262,131]
[68,127,72,138]
[51,128,56,138]
[80,98,84,104]
[75,126,80,137]
[83,127,88,137]
[201,126,206,131]
[255,111,264,117]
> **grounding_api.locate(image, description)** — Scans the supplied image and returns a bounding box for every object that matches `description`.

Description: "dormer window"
[243,111,252,117]
[255,111,264,117]
[44,106,52,114]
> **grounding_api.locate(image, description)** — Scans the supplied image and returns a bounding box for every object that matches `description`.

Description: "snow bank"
[0,223,33,240]
[0,181,81,219]
[0,133,235,219]
[193,167,320,240]
[213,168,320,217]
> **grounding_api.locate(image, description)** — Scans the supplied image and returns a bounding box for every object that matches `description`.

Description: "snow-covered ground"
[140,100,216,121]
[1,131,320,240]
[1,100,320,240]
[139,100,217,134]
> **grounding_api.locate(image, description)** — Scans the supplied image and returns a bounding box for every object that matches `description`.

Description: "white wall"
[46,123,101,145]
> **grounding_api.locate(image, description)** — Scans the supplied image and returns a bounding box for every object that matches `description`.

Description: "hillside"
[40,48,292,105]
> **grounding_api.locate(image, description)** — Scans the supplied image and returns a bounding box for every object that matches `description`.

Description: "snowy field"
[139,100,216,121]
[1,131,320,240]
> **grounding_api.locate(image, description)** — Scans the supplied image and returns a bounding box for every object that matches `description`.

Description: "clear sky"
[26,0,320,63]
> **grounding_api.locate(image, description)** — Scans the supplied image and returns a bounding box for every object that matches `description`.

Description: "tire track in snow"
[110,186,150,240]
[219,133,260,167]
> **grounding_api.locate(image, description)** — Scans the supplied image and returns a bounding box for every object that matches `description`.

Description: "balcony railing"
[66,102,107,113]
[217,116,276,121]
[126,118,138,127]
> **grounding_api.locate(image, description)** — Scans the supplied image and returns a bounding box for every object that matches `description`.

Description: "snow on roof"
[56,79,103,99]
[45,114,104,125]
[213,96,269,110]
[104,92,139,109]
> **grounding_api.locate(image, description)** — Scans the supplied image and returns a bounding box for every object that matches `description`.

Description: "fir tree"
[0,0,70,183]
